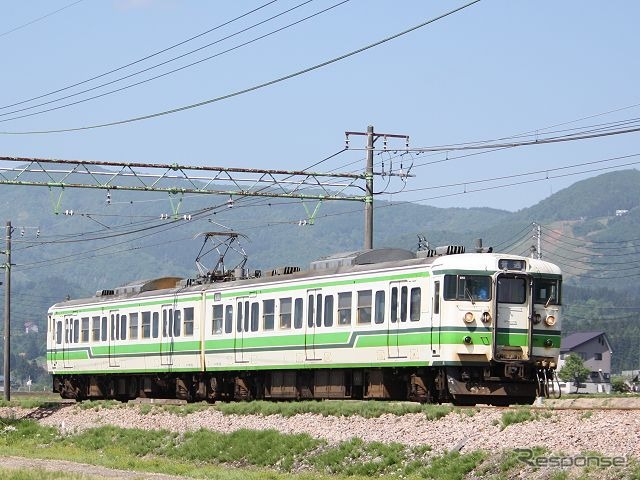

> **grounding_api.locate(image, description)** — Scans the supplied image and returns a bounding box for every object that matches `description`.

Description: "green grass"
[0,468,101,480]
[498,408,542,430]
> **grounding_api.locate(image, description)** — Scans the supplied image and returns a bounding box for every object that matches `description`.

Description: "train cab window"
[56,321,62,344]
[224,305,233,334]
[81,317,90,342]
[357,290,372,324]
[294,298,303,329]
[152,312,159,338]
[410,288,421,321]
[250,303,259,332]
[400,286,408,322]
[374,290,385,324]
[212,305,223,334]
[324,295,334,327]
[497,277,526,304]
[174,310,181,337]
[280,298,292,329]
[533,278,561,306]
[92,316,100,341]
[184,307,194,336]
[338,292,352,325]
[444,275,492,302]
[391,287,398,323]
[263,299,275,331]
[129,313,139,340]
[142,312,151,338]
[101,317,107,341]
[120,315,127,340]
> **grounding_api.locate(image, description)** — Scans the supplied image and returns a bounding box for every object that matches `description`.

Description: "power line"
[0,0,481,135]
[0,1,85,39]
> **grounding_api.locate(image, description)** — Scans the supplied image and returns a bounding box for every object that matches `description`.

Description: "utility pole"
[344,127,410,249]
[3,221,11,401]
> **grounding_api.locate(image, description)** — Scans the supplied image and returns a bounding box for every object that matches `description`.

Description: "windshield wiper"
[464,287,475,305]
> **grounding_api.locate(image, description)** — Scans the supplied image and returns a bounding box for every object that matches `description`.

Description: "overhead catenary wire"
[0,0,85,39]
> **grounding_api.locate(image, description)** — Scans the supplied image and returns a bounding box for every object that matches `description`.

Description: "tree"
[558,353,591,393]
[610,376,630,394]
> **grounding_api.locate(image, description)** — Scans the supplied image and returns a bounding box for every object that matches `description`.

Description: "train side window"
[315,294,323,328]
[243,301,249,333]
[250,302,259,332]
[391,287,398,323]
[55,321,62,344]
[81,317,89,342]
[263,299,275,330]
[174,310,181,337]
[410,288,421,322]
[307,295,314,328]
[162,309,172,337]
[129,313,139,340]
[294,298,303,329]
[324,295,334,327]
[224,305,233,334]
[64,318,70,343]
[142,312,151,338]
[374,290,385,324]
[357,290,372,324]
[338,292,352,325]
[73,319,79,343]
[434,282,440,315]
[212,305,223,334]
[184,307,194,336]
[400,286,408,322]
[101,317,107,341]
[236,302,244,332]
[120,314,127,340]
[152,312,159,338]
[111,314,117,341]
[280,298,292,329]
[91,316,100,341]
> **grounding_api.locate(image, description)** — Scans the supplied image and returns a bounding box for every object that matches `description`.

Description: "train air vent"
[269,266,301,276]
[416,245,466,258]
[95,289,115,297]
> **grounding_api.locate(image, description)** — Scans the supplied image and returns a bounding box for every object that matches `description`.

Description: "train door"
[387,281,408,359]
[160,305,175,366]
[62,315,74,369]
[305,289,322,361]
[234,297,250,363]
[108,311,120,367]
[494,273,531,361]
[430,280,441,357]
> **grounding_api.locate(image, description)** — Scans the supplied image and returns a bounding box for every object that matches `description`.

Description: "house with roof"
[557,331,613,394]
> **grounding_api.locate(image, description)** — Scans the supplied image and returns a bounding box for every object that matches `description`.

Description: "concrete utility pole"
[3,221,11,401]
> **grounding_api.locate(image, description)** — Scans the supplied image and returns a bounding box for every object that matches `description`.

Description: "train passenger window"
[81,317,90,342]
[110,314,117,341]
[162,309,172,337]
[533,278,561,305]
[497,277,526,304]
[250,303,259,332]
[101,317,107,341]
[391,287,398,323]
[56,321,62,344]
[324,295,334,327]
[263,299,275,330]
[152,312,159,338]
[212,305,223,334]
[236,302,244,332]
[174,310,181,337]
[316,295,323,328]
[129,313,139,340]
[294,298,303,329]
[64,318,70,344]
[92,316,100,341]
[224,305,233,334]
[307,295,314,328]
[434,282,440,314]
[73,319,80,343]
[357,290,372,324]
[142,312,151,338]
[338,292,352,325]
[410,288,421,322]
[400,286,408,322]
[374,291,385,324]
[184,307,194,336]
[120,315,127,340]
[280,298,292,329]
[243,301,249,333]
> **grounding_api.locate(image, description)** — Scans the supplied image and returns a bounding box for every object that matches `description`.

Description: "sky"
[1,0,639,212]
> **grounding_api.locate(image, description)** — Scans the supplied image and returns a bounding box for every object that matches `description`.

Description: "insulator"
[64,209,73,216]
[36,228,40,238]
[20,228,24,236]
[160,213,169,220]
[227,197,234,208]
[106,191,111,205]
[183,214,192,221]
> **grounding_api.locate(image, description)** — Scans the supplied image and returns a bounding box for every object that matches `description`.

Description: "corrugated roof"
[560,331,611,352]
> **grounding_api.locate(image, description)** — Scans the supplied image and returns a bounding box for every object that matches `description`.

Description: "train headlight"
[463,336,473,344]
[544,315,556,326]
[481,312,492,323]
[463,312,475,323]
[532,313,542,325]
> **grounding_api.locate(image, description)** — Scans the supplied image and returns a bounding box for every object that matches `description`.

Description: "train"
[46,245,562,405]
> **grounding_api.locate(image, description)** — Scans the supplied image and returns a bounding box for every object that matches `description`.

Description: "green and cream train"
[47,247,562,405]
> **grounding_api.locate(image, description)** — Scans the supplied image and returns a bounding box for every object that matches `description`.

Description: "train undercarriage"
[53,363,554,406]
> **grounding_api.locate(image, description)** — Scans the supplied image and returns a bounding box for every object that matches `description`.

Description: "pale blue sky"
[2,0,639,211]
